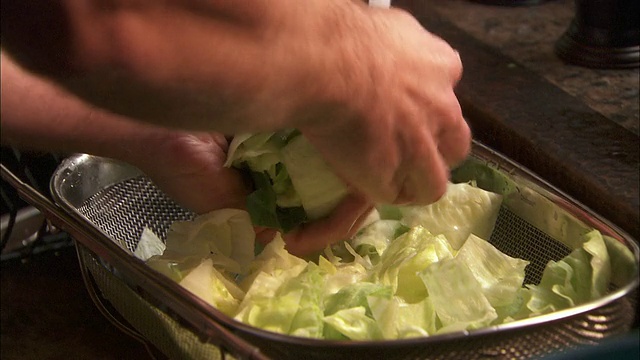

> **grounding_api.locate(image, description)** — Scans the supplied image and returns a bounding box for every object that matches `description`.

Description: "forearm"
[1,51,174,167]
[1,0,367,134]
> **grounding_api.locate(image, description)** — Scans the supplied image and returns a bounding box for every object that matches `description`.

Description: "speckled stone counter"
[429,0,639,135]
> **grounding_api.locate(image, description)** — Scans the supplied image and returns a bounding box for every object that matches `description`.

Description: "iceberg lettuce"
[139,185,619,341]
[235,261,327,338]
[133,227,166,261]
[391,182,503,249]
[225,131,347,232]
[369,226,454,303]
[322,282,392,340]
[419,257,498,332]
[455,234,529,307]
[525,230,612,316]
[178,258,244,316]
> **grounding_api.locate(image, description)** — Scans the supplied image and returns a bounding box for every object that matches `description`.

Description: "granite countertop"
[429,0,639,135]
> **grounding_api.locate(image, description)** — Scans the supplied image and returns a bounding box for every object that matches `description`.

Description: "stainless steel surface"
[48,142,640,360]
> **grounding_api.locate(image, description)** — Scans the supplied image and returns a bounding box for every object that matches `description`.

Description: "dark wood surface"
[1,245,153,360]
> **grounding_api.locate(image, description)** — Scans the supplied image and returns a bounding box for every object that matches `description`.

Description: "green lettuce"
[455,234,529,307]
[349,220,410,260]
[524,230,612,316]
[225,131,347,232]
[419,256,498,332]
[140,185,624,340]
[389,182,503,249]
[178,258,244,316]
[369,226,454,303]
[145,209,255,283]
[133,227,166,261]
[235,261,327,338]
[322,282,392,340]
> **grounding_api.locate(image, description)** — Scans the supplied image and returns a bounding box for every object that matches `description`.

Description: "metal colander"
[44,142,638,360]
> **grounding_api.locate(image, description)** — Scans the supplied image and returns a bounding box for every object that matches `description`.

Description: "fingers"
[392,131,449,205]
[282,193,374,256]
[437,100,471,169]
[255,227,279,245]
[140,132,251,214]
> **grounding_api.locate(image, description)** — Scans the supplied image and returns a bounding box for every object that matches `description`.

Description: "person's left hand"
[133,131,251,214]
[135,130,374,256]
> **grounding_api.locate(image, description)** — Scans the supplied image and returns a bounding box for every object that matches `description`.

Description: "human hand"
[132,132,250,214]
[255,192,374,256]
[132,131,372,256]
[295,4,471,206]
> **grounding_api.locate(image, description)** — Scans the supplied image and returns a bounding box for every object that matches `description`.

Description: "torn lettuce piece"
[368,295,437,339]
[583,230,612,299]
[350,220,410,260]
[323,306,382,341]
[164,209,256,275]
[318,252,370,299]
[134,227,166,261]
[393,182,503,249]
[280,134,348,220]
[235,261,327,338]
[603,234,638,287]
[455,234,529,307]
[419,257,498,332]
[239,234,307,293]
[525,230,612,315]
[178,258,244,316]
[494,287,534,323]
[322,282,392,340]
[234,289,304,335]
[277,262,327,338]
[146,254,204,283]
[144,209,256,282]
[369,226,454,303]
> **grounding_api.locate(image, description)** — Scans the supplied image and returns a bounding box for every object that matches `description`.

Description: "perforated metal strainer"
[46,142,638,360]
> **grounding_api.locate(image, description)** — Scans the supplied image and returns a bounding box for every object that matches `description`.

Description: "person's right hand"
[296,5,471,207]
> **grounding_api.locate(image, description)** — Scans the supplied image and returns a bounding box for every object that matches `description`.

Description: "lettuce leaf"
[178,258,244,316]
[133,227,166,261]
[369,226,454,303]
[280,135,348,220]
[225,131,347,232]
[164,209,256,274]
[323,306,382,341]
[393,182,503,249]
[322,282,392,340]
[419,257,498,332]
[235,261,327,338]
[455,234,529,307]
[350,220,409,260]
[525,230,612,316]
